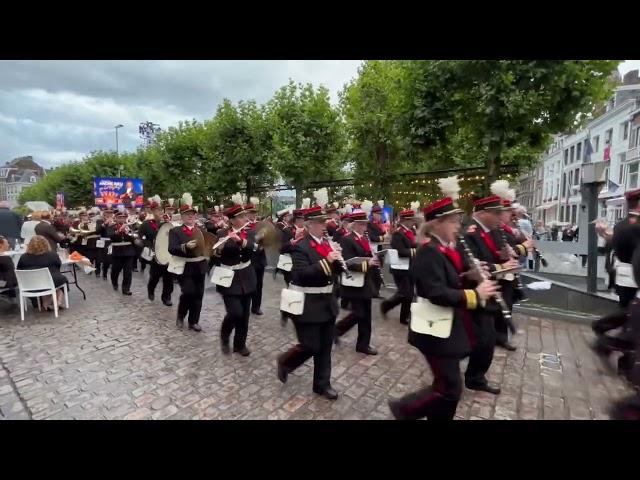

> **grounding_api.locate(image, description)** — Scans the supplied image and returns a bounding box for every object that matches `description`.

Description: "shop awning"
[535,201,557,211]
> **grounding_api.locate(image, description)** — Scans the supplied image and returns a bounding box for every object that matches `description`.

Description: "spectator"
[514,205,533,237]
[0,235,17,297]
[21,213,40,246]
[562,225,575,242]
[34,211,66,252]
[550,224,559,241]
[533,220,547,240]
[16,235,68,310]
[0,201,24,249]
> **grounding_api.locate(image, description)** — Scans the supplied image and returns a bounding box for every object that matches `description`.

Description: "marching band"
[36,178,539,420]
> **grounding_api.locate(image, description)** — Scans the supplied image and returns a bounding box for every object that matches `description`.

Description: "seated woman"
[0,235,18,297]
[16,235,69,310]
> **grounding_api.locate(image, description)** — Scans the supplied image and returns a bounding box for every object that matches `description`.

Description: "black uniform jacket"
[408,237,478,358]
[339,232,376,300]
[168,225,208,276]
[367,222,386,243]
[613,216,640,264]
[389,225,417,276]
[290,235,342,324]
[106,224,137,257]
[247,223,267,268]
[215,230,257,296]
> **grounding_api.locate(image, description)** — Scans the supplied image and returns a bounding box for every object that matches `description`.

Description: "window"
[574,168,580,185]
[628,162,639,190]
[30,176,36,183]
[568,171,573,190]
[635,126,640,148]
[564,149,569,165]
[594,135,600,152]
[604,166,610,185]
[571,205,577,224]
[570,146,575,163]
[622,122,629,141]
[562,173,567,197]
[619,153,627,185]
[576,142,582,161]
[560,206,564,222]
[605,128,613,144]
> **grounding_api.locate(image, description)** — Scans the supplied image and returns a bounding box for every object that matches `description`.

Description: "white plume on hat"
[437,175,461,201]
[150,195,162,205]
[312,188,328,208]
[106,201,113,210]
[490,180,511,200]
[250,196,259,206]
[117,204,126,213]
[377,200,384,208]
[301,198,311,209]
[231,192,243,206]
[214,205,220,213]
[181,192,193,207]
[410,201,420,211]
[219,204,224,211]
[168,198,175,206]
[194,205,199,212]
[344,204,353,214]
[506,189,516,202]
[361,200,373,215]
[332,201,339,209]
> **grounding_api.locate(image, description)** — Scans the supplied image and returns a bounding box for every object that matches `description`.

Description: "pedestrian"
[0,201,23,249]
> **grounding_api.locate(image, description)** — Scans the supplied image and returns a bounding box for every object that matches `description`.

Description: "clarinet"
[497,227,525,293]
[324,232,352,279]
[458,235,517,334]
[364,229,385,287]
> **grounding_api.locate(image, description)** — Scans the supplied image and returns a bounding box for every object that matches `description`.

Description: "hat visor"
[435,208,464,218]
[180,208,197,215]
[306,215,328,222]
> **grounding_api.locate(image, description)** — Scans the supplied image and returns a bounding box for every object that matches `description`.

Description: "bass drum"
[154,222,174,266]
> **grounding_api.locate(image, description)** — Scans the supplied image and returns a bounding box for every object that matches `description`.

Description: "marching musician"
[275,208,296,325]
[325,203,340,238]
[462,195,520,395]
[368,201,387,297]
[140,196,173,306]
[168,193,207,332]
[331,210,352,244]
[275,208,293,234]
[216,199,257,355]
[380,206,419,325]
[388,177,499,420]
[490,181,533,351]
[95,206,114,279]
[245,198,267,316]
[334,210,379,355]
[84,208,101,267]
[276,205,344,400]
[34,211,66,253]
[106,207,137,296]
[69,209,90,258]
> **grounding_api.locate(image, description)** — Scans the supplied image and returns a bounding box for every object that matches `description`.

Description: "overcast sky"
[1,60,638,169]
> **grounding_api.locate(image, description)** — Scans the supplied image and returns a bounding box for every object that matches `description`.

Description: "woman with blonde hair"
[16,235,68,310]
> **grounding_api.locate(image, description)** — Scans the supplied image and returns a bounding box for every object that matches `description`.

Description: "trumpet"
[458,235,516,334]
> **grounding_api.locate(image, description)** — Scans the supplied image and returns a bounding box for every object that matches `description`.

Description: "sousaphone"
[154,222,174,266]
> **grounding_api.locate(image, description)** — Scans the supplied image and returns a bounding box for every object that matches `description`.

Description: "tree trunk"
[485,143,502,194]
[375,143,392,202]
[245,177,253,200]
[295,187,302,208]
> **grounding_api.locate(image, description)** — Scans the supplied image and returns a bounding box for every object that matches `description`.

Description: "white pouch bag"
[280,288,305,315]
[107,245,113,255]
[167,257,186,275]
[210,266,235,287]
[96,239,105,248]
[410,298,454,339]
[140,247,154,261]
[341,271,365,287]
[277,254,293,272]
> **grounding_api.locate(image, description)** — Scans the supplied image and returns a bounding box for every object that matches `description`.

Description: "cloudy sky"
[1,60,638,169]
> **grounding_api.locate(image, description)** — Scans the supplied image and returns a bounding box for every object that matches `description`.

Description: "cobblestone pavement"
[0,267,633,420]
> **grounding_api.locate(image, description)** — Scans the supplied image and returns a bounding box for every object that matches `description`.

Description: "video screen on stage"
[93,177,144,207]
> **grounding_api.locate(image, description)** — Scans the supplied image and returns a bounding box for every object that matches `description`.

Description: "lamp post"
[114,124,124,156]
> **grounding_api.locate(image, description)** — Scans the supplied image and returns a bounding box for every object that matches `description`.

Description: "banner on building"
[93,177,144,207]
[55,192,65,210]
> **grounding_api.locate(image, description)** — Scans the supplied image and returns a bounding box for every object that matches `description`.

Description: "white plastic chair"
[14,268,69,322]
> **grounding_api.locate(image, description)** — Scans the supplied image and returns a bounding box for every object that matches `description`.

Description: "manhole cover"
[540,353,562,372]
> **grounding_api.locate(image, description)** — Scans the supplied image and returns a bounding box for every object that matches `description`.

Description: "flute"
[458,235,516,334]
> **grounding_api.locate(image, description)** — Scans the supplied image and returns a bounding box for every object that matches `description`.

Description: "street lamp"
[114,124,124,156]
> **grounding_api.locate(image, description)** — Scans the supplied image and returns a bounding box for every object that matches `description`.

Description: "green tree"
[409,60,621,186]
[268,81,346,206]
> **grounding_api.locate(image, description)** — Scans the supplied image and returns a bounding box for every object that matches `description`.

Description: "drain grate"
[540,353,562,372]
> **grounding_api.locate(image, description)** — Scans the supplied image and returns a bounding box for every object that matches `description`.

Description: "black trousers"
[382,291,412,323]
[111,256,134,292]
[148,260,174,300]
[617,286,638,309]
[592,285,637,350]
[221,294,252,348]
[465,312,496,386]
[177,272,205,325]
[393,353,462,420]
[279,319,336,391]
[335,298,372,350]
[251,265,265,312]
[96,248,111,277]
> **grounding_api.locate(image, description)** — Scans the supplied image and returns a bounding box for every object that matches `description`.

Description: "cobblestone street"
[0,268,633,420]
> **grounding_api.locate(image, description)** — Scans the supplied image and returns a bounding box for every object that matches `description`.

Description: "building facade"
[0,156,46,208]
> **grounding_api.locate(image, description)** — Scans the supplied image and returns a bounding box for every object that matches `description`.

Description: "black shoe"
[112,284,118,291]
[189,323,202,332]
[161,297,173,307]
[176,318,184,329]
[148,293,155,301]
[103,276,108,281]
[280,313,288,327]
[133,268,139,272]
[400,318,409,325]
[465,381,501,395]
[277,360,288,384]
[221,338,231,355]
[380,302,389,320]
[497,341,517,352]
[233,346,251,356]
[388,399,408,420]
[122,291,132,296]
[313,386,338,400]
[356,346,378,356]
[252,309,264,316]
[589,339,612,357]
